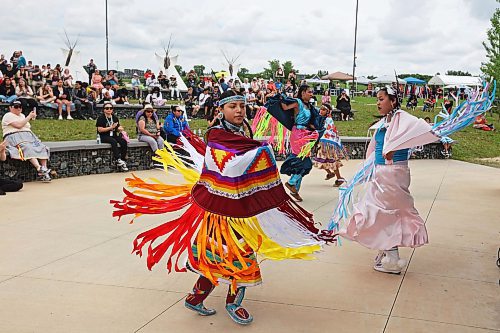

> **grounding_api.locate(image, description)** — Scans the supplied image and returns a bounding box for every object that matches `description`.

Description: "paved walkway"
[0,160,499,332]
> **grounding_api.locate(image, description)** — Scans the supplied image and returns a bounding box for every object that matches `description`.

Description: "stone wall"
[0,140,154,182]
[0,137,446,183]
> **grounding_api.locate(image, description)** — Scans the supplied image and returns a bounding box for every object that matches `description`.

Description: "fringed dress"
[313,117,347,171]
[111,126,334,292]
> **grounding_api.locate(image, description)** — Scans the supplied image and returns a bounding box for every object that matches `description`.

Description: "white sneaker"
[116,159,126,166]
[67,115,73,120]
[373,248,406,274]
[58,115,63,120]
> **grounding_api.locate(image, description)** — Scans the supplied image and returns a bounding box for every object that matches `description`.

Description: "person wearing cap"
[131,73,142,99]
[1,100,51,181]
[137,104,164,153]
[266,78,276,92]
[169,75,179,100]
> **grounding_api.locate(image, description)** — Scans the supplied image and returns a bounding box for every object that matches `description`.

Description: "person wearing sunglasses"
[163,106,189,144]
[1,100,51,181]
[96,102,128,171]
[137,104,164,153]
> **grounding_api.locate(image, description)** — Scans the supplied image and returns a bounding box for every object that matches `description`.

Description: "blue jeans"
[0,95,17,103]
[288,174,303,191]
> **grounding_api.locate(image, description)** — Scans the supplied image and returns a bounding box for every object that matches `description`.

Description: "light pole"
[351,0,359,97]
[105,0,109,72]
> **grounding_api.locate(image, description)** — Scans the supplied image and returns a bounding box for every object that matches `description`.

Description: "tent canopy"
[348,76,370,85]
[305,78,330,84]
[404,77,426,85]
[369,75,406,85]
[428,75,482,86]
[321,71,354,81]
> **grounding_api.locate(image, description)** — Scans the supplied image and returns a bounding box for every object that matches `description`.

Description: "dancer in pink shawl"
[330,83,495,274]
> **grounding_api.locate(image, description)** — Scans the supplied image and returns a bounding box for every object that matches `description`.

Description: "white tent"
[348,76,370,85]
[61,48,86,81]
[154,53,188,91]
[428,75,482,87]
[369,75,406,85]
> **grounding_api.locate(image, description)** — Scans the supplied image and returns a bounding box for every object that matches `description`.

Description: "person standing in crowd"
[96,102,128,171]
[86,59,97,85]
[1,100,51,181]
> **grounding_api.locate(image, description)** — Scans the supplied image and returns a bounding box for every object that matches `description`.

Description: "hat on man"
[10,100,22,107]
[133,73,139,77]
[269,78,274,82]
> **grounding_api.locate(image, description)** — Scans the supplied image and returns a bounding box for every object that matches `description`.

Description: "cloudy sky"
[2,0,497,77]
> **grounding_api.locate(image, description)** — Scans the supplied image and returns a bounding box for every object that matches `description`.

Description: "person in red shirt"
[266,78,276,92]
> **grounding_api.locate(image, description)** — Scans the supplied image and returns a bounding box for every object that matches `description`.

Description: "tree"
[481,1,500,81]
[238,67,249,79]
[193,65,205,77]
[446,70,471,76]
[262,59,280,79]
[174,65,186,77]
[282,61,296,78]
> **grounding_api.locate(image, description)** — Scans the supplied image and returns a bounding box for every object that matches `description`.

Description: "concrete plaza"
[0,159,499,333]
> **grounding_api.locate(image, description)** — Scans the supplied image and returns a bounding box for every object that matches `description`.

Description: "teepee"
[221,50,242,82]
[154,35,188,92]
[60,30,85,81]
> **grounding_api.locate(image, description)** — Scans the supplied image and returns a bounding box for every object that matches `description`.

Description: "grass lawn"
[5,95,499,168]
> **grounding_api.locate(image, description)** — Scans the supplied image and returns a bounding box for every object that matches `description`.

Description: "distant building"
[123,68,145,79]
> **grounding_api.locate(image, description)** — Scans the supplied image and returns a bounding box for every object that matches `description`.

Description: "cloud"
[0,0,493,77]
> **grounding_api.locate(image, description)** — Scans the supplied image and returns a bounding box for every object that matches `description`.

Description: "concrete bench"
[0,139,155,182]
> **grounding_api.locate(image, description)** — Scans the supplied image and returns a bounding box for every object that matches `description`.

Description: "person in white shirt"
[198,87,211,117]
[242,78,251,93]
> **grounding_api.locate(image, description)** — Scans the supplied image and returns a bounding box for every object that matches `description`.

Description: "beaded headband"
[218,95,246,106]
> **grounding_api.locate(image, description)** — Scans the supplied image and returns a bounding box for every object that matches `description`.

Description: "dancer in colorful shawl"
[111,90,335,325]
[313,104,348,186]
[279,84,320,202]
[329,83,495,275]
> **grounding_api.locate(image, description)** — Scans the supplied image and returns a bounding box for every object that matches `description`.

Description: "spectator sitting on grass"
[37,83,56,104]
[0,140,23,195]
[406,94,418,111]
[0,77,17,103]
[137,104,164,152]
[53,79,73,120]
[1,100,51,181]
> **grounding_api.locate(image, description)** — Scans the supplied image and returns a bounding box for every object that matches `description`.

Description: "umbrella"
[321,71,354,81]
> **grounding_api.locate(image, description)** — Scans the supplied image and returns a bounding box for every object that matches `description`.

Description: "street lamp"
[351,0,359,96]
[105,0,109,72]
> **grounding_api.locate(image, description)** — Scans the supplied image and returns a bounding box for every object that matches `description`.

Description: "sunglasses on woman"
[104,106,113,110]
